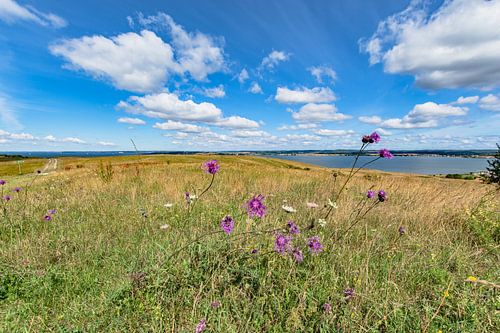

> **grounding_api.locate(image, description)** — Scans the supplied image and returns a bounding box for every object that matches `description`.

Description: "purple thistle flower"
[3,195,11,201]
[307,236,323,255]
[43,215,52,221]
[13,187,22,193]
[378,190,387,202]
[343,288,355,300]
[361,135,371,144]
[292,248,303,262]
[369,132,381,143]
[323,303,332,313]
[211,300,221,309]
[274,233,291,254]
[220,215,234,235]
[366,190,375,199]
[251,249,258,254]
[185,192,191,204]
[398,226,406,235]
[245,194,267,219]
[0,180,6,185]
[202,160,220,175]
[287,220,300,235]
[195,319,206,333]
[379,149,393,159]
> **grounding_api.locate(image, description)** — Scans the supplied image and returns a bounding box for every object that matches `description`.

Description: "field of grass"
[0,155,498,332]
[0,157,46,176]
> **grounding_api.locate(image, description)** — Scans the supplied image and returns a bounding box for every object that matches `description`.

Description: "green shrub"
[97,161,114,183]
[466,195,500,247]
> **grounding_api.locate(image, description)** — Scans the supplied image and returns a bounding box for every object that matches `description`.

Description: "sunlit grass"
[0,157,45,176]
[0,155,498,332]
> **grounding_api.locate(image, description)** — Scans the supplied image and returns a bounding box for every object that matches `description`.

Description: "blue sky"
[0,0,499,151]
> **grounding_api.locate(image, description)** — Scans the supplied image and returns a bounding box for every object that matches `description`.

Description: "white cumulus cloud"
[153,120,209,133]
[62,137,86,144]
[50,13,225,93]
[98,141,116,146]
[358,115,382,125]
[277,123,318,131]
[479,94,500,111]
[291,103,350,122]
[238,68,249,83]
[231,130,272,138]
[313,129,355,136]
[260,50,290,70]
[50,30,178,93]
[118,92,259,129]
[215,116,259,129]
[202,85,225,98]
[0,0,67,27]
[379,101,468,129]
[454,96,479,105]
[249,82,263,94]
[308,66,337,83]
[275,87,336,104]
[360,0,500,90]
[118,117,146,125]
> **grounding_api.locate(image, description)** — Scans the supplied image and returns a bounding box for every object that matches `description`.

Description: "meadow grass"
[0,155,498,332]
[0,158,46,177]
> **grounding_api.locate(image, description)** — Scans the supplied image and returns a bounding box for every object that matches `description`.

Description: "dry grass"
[0,155,498,332]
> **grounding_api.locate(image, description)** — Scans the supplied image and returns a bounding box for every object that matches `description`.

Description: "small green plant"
[466,194,500,247]
[446,173,476,180]
[97,160,113,183]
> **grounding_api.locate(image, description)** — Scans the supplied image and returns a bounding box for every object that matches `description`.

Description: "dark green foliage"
[482,143,500,184]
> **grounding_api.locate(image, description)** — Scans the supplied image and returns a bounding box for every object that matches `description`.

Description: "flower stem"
[188,173,216,213]
[334,201,379,242]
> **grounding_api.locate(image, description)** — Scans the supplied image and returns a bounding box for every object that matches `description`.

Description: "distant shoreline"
[263,152,492,159]
[0,150,496,159]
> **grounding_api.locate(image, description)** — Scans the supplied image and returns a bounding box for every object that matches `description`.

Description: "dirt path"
[40,158,58,174]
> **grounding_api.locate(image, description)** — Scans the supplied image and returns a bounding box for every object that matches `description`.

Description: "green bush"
[466,195,500,247]
[96,161,114,183]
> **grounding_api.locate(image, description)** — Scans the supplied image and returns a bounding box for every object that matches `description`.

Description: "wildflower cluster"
[202,159,220,175]
[367,189,387,202]
[220,215,234,235]
[273,220,323,262]
[186,132,394,331]
[245,194,267,218]
[43,209,57,221]
[1,180,24,202]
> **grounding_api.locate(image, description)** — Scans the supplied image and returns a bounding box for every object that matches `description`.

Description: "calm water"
[272,155,489,175]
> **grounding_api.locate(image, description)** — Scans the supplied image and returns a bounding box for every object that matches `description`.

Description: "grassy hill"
[0,155,498,332]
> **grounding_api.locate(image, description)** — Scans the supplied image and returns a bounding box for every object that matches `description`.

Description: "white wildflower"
[328,199,338,209]
[282,205,296,213]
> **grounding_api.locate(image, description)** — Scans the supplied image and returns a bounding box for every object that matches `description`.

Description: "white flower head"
[282,205,296,213]
[328,199,338,209]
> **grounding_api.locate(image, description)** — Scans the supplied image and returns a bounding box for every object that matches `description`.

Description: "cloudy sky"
[0,0,499,151]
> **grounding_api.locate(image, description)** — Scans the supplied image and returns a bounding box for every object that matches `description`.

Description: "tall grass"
[0,154,498,332]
